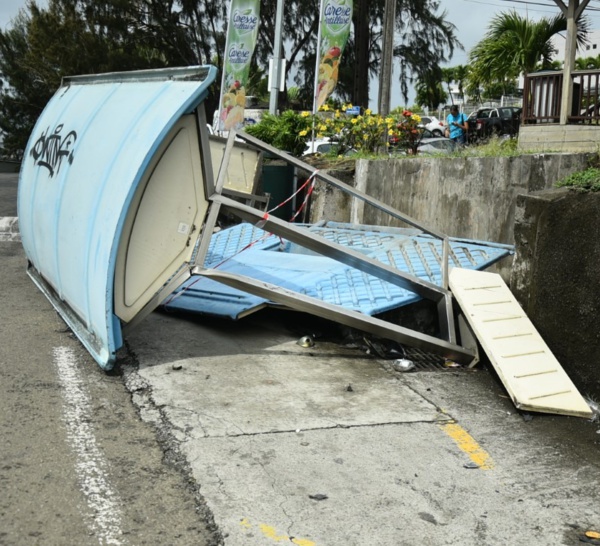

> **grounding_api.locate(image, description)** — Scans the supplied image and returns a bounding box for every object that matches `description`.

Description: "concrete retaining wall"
[519,124,600,153]
[306,153,600,398]
[510,188,600,399]
[310,153,592,279]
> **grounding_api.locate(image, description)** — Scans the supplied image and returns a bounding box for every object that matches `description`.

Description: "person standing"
[445,105,468,145]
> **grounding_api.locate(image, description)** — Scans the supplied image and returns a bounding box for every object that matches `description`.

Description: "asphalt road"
[0,172,220,546]
[3,170,600,545]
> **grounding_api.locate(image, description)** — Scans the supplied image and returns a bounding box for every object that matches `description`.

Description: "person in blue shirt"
[446,105,468,145]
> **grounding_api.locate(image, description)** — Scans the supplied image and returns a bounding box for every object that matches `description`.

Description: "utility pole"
[269,0,285,114]
[378,0,395,115]
[554,0,590,124]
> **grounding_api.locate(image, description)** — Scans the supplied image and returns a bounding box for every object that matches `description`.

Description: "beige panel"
[209,135,261,194]
[450,267,592,418]
[114,114,208,322]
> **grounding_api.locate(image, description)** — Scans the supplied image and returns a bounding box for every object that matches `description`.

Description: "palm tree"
[575,56,600,70]
[453,65,469,104]
[468,10,589,85]
[440,67,455,104]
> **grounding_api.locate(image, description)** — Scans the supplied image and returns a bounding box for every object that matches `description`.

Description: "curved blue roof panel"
[18,66,217,369]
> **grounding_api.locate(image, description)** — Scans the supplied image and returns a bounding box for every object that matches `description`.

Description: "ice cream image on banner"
[316,0,353,109]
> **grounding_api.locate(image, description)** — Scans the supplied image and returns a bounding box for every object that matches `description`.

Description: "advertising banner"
[315,0,353,110]
[218,0,261,131]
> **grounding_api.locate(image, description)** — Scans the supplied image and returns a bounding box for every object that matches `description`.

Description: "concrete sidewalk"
[125,309,600,546]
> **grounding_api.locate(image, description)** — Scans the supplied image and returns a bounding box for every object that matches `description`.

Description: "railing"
[523,69,600,124]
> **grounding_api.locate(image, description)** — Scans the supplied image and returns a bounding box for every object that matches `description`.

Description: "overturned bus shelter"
[17,66,592,419]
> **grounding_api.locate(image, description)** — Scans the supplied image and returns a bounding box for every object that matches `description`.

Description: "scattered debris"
[443,359,461,369]
[521,412,533,422]
[363,336,405,360]
[309,494,328,501]
[463,462,480,469]
[346,384,354,392]
[172,364,183,371]
[580,529,600,544]
[297,335,315,348]
[392,359,416,373]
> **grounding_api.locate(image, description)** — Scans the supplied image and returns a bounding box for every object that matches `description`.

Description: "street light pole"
[269,0,285,115]
[378,0,395,116]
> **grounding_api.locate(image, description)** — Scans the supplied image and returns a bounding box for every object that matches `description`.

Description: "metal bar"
[197,269,476,365]
[441,237,449,290]
[192,201,222,268]
[208,193,448,302]
[121,265,193,334]
[214,130,237,194]
[234,130,447,241]
[196,104,215,198]
[62,66,212,86]
[437,292,456,344]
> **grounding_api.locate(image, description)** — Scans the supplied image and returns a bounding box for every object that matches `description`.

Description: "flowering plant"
[243,105,426,157]
[390,110,424,155]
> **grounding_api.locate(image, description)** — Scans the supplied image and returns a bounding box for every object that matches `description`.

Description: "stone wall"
[510,188,600,399]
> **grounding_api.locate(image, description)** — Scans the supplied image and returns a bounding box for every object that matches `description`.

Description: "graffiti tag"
[30,124,77,177]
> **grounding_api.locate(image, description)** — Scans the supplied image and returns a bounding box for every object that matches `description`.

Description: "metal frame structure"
[187,128,478,366]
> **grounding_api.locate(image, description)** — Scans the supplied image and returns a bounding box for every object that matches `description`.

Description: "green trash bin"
[262,159,295,220]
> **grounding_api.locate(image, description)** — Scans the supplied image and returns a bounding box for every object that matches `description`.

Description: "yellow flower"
[347,103,353,110]
[321,104,330,111]
[412,114,421,123]
[299,129,308,136]
[351,118,358,124]
[388,129,394,136]
[363,134,368,140]
[301,111,310,117]
[335,111,341,118]
[386,117,394,124]
[319,124,327,132]
[365,108,372,115]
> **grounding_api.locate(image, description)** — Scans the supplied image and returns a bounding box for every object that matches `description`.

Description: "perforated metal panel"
[165,222,513,319]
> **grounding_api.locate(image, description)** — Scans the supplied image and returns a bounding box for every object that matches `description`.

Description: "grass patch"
[556,166,600,192]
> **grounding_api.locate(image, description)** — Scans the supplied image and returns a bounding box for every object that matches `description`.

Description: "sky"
[3,0,600,108]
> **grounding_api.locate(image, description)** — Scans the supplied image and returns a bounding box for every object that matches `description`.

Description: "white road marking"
[0,217,20,241]
[53,346,125,545]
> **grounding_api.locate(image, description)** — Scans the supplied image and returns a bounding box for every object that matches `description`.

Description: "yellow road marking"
[239,518,316,545]
[441,422,494,470]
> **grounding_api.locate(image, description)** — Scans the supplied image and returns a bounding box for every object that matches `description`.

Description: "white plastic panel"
[115,115,208,321]
[450,268,592,418]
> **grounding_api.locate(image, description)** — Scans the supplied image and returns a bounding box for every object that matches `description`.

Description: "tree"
[468,10,589,88]
[0,0,462,157]
[351,0,461,109]
[440,67,455,105]
[415,73,447,111]
[575,56,600,70]
[0,0,227,158]
[453,64,469,104]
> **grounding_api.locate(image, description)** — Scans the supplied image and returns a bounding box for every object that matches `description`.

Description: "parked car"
[303,137,334,155]
[418,115,445,137]
[418,136,456,154]
[390,128,456,155]
[467,107,522,141]
[303,137,356,156]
